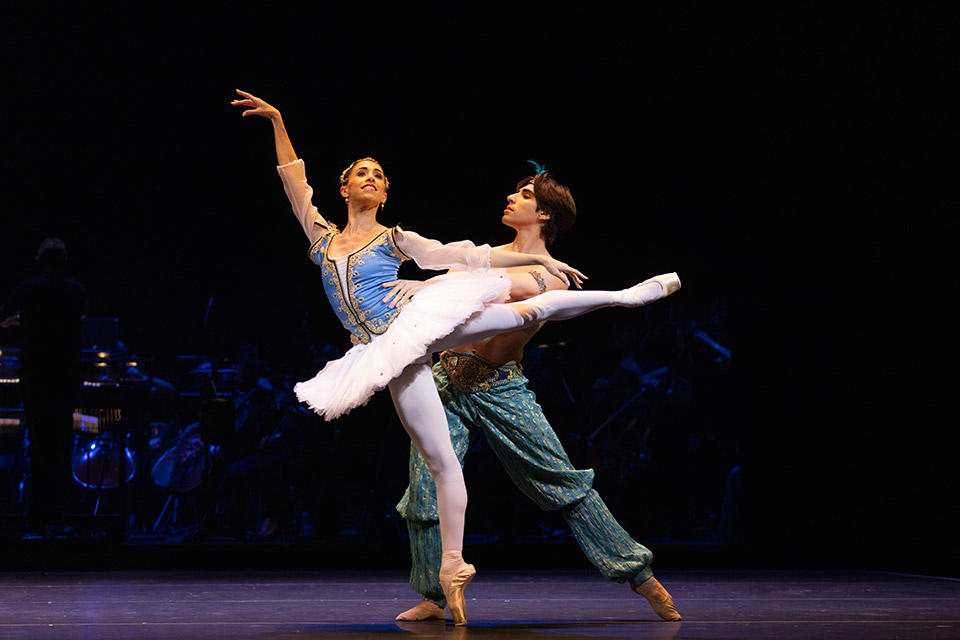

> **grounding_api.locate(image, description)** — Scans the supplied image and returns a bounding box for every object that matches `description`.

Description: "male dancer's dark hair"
[516,173,576,246]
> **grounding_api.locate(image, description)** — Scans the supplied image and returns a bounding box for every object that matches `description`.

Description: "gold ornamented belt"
[439,351,523,392]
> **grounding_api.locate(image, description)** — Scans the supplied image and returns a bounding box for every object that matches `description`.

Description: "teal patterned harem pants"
[396,353,655,607]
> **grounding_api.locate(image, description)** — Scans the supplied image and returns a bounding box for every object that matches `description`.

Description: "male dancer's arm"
[505,268,561,301]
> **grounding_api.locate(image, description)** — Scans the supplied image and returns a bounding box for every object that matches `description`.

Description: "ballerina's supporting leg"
[388,361,476,625]
[388,362,467,551]
[433,274,680,351]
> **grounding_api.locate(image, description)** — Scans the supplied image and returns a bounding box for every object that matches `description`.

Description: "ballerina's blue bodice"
[309,227,410,344]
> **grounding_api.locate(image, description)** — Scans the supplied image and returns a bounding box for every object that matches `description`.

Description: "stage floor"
[0,570,957,639]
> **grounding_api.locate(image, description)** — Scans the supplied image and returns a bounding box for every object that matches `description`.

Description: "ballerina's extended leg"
[433,273,681,350]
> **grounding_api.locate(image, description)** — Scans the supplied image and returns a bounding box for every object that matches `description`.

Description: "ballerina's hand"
[542,258,588,289]
[231,89,281,120]
[381,279,428,308]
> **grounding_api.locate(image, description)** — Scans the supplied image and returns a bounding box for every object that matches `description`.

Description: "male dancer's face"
[340,161,388,208]
[501,182,547,230]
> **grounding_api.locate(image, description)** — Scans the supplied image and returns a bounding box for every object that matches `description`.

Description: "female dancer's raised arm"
[231,89,335,243]
[233,89,583,285]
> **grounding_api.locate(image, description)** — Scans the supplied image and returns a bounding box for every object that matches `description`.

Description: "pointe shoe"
[632,576,682,621]
[646,272,681,297]
[438,561,477,626]
[622,273,681,307]
[395,599,446,621]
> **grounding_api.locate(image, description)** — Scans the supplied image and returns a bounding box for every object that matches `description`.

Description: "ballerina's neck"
[328,223,389,260]
[344,200,380,224]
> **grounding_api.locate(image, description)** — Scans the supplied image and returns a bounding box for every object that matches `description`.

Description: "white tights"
[387,279,666,552]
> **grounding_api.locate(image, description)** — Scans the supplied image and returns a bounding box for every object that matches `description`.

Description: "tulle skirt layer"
[294,270,510,420]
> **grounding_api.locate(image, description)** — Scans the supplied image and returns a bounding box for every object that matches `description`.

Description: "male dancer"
[386,170,682,622]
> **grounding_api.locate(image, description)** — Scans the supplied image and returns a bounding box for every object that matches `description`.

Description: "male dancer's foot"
[396,598,445,621]
[632,577,682,621]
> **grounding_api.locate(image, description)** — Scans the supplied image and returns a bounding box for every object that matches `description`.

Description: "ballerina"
[232,89,680,625]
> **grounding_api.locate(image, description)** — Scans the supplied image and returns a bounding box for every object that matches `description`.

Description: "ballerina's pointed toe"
[621,272,682,307]
[439,562,477,626]
[643,272,681,299]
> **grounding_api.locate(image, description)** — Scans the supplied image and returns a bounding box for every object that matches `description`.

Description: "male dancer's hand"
[381,279,428,308]
[540,257,587,289]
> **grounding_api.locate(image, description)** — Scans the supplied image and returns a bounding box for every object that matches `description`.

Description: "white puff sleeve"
[276,159,331,246]
[393,226,491,272]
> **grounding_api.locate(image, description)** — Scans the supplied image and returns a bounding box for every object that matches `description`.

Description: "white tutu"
[295,269,510,420]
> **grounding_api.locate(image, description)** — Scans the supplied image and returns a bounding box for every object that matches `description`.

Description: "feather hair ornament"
[526,159,547,175]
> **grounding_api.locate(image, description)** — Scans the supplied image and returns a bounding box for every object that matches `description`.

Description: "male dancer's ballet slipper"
[620,273,682,307]
[438,561,477,626]
[632,576,682,621]
[395,599,446,622]
[395,621,467,638]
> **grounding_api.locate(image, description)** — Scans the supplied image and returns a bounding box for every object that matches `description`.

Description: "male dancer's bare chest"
[459,322,545,365]
[451,264,548,365]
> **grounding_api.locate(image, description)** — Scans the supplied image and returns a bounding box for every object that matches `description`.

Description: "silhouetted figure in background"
[1,238,87,531]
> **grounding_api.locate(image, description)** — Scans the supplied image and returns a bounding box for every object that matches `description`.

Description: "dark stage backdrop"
[1,5,953,573]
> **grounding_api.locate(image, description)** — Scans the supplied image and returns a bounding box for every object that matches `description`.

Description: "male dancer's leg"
[402,520,445,619]
[474,378,680,619]
[425,362,680,620]
[463,377,653,579]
